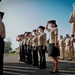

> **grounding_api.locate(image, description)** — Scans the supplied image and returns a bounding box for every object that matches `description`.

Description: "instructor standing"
[0,12,6,75]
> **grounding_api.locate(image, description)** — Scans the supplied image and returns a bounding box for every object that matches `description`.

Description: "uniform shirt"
[23,37,28,45]
[65,38,70,47]
[59,39,64,47]
[49,27,58,44]
[69,10,75,22]
[27,37,32,46]
[0,21,6,39]
[19,41,22,46]
[32,36,38,47]
[38,32,46,46]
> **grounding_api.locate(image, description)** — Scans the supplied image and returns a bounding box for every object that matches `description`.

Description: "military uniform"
[19,40,22,61]
[69,3,75,41]
[27,37,32,64]
[38,32,46,69]
[48,27,60,57]
[21,39,25,62]
[32,35,38,66]
[65,38,72,60]
[71,38,74,58]
[23,37,28,62]
[0,12,6,75]
[59,39,65,59]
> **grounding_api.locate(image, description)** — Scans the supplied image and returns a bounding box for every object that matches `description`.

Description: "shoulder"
[0,21,5,27]
[43,32,46,36]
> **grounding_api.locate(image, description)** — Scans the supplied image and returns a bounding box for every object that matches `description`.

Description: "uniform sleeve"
[43,33,46,40]
[35,36,38,43]
[54,28,58,35]
[69,12,73,21]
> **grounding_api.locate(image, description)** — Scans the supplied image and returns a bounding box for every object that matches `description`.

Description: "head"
[0,12,4,20]
[72,2,75,10]
[49,20,57,28]
[38,26,45,33]
[66,34,69,38]
[24,32,28,36]
[28,32,32,37]
[60,35,63,39]
[33,29,37,35]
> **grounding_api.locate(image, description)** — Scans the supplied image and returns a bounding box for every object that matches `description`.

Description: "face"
[50,23,55,28]
[29,33,32,37]
[39,28,43,32]
[66,34,69,38]
[24,32,28,36]
[34,31,36,35]
[60,36,63,39]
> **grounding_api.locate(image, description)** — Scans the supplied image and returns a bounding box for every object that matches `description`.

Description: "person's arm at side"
[43,33,46,50]
[54,29,58,47]
[69,12,73,23]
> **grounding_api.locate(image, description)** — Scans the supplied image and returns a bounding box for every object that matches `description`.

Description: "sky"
[0,0,75,49]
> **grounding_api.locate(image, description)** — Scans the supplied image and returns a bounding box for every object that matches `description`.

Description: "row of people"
[16,20,75,73]
[16,20,60,73]
[16,25,47,69]
[58,34,75,60]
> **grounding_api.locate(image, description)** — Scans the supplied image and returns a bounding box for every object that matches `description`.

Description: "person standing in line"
[23,32,29,62]
[32,29,38,66]
[69,2,75,42]
[16,35,23,61]
[64,34,72,61]
[27,32,32,64]
[46,20,60,73]
[37,26,46,69]
[21,34,26,62]
[0,12,6,75]
[58,35,65,60]
[70,36,74,58]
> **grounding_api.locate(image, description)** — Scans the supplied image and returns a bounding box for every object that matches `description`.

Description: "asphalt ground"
[3,53,75,75]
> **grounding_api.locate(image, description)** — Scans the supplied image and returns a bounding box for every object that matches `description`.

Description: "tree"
[4,38,12,54]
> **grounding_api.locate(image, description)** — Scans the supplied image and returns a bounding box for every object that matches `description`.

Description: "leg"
[28,46,32,64]
[52,57,58,72]
[62,47,65,59]
[0,39,4,75]
[39,48,42,68]
[71,23,75,42]
[33,49,38,66]
[42,50,46,68]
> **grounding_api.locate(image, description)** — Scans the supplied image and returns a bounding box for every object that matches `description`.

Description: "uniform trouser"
[0,37,4,75]
[22,45,25,61]
[19,46,22,61]
[38,45,46,68]
[71,47,74,58]
[65,46,72,59]
[24,45,27,61]
[27,45,32,64]
[59,47,64,59]
[32,47,38,65]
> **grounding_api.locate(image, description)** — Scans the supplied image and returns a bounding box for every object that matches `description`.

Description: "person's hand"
[43,46,45,50]
[47,21,50,24]
[34,47,36,50]
[54,43,58,47]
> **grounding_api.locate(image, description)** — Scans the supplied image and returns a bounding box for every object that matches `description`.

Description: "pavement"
[3,53,75,75]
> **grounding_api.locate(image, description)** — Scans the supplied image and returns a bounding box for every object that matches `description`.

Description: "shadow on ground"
[3,61,75,75]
